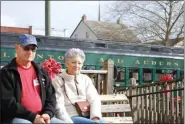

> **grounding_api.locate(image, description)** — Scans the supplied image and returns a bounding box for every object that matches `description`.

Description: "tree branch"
[133,4,166,23]
[131,25,165,41]
[155,1,169,27]
[131,13,166,33]
[171,24,184,46]
[168,3,184,32]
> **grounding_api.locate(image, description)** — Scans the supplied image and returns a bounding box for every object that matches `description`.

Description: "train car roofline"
[2,44,184,60]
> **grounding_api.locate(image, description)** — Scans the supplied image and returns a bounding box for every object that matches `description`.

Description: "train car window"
[74,41,94,48]
[151,47,159,52]
[135,46,150,51]
[119,71,125,81]
[172,49,184,54]
[156,69,163,81]
[95,43,106,48]
[36,38,45,45]
[83,65,95,70]
[36,38,41,42]
[107,43,135,50]
[108,44,123,49]
[143,68,152,84]
[63,40,76,46]
[43,39,58,45]
[169,70,177,79]
[1,35,19,44]
[160,48,172,53]
[129,68,139,81]
[180,71,184,78]
[54,41,64,46]
[115,67,125,82]
[122,45,135,50]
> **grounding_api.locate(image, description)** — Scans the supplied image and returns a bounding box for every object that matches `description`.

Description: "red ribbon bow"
[42,58,62,80]
[160,74,173,82]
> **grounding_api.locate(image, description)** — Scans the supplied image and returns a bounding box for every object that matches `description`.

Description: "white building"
[70,14,141,43]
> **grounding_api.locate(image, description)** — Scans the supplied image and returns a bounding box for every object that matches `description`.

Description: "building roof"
[71,15,141,43]
[84,20,140,43]
[0,26,32,34]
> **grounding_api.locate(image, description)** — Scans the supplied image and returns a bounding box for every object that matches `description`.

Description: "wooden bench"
[100,94,133,123]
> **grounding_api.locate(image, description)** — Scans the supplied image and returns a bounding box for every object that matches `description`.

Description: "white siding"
[71,21,97,40]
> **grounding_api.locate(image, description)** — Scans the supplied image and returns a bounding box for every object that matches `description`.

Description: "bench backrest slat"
[101,104,131,113]
[100,94,128,102]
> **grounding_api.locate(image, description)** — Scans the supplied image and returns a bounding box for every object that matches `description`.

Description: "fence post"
[104,59,114,94]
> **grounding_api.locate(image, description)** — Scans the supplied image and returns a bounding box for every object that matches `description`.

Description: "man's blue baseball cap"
[18,34,38,47]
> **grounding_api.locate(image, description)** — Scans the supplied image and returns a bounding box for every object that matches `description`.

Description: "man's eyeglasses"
[19,45,37,52]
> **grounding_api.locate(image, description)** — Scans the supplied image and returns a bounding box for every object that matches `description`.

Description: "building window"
[75,34,78,38]
[86,32,89,39]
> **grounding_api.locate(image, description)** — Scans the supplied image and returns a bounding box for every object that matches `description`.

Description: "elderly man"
[1,34,65,123]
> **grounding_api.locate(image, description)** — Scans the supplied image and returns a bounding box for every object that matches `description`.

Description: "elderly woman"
[52,48,106,123]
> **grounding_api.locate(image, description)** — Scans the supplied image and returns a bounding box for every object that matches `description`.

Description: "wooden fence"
[115,79,184,124]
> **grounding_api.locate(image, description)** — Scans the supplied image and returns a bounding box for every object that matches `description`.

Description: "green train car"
[1,32,184,86]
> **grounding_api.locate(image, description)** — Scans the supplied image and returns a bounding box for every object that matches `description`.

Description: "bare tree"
[103,1,184,46]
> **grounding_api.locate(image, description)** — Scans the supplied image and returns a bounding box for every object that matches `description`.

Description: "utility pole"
[98,0,101,21]
[45,0,51,36]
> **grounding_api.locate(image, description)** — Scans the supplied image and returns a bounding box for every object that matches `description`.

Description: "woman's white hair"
[65,48,85,62]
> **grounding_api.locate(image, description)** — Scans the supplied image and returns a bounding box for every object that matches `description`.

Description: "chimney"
[29,26,32,34]
[82,14,87,21]
[117,17,122,24]
[63,29,69,37]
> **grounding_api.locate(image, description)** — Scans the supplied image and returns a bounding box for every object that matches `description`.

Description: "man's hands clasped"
[34,114,50,124]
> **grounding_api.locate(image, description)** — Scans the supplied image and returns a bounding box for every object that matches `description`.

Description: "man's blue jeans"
[12,117,65,123]
[71,116,107,123]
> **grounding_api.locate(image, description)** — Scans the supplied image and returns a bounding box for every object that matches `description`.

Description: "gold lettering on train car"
[99,58,104,63]
[152,61,156,65]
[174,62,178,66]
[144,60,148,64]
[167,62,171,66]
[48,55,54,58]
[37,54,43,59]
[135,60,140,64]
[159,61,164,65]
[117,59,123,63]
[3,52,10,58]
[58,56,64,60]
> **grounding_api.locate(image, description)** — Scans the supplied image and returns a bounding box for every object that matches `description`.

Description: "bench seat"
[100,94,133,123]
[103,117,133,123]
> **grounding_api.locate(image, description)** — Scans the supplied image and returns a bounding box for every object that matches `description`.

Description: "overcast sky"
[2,1,112,36]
